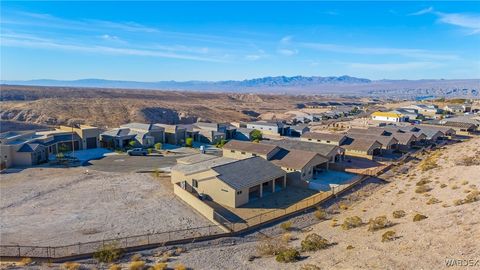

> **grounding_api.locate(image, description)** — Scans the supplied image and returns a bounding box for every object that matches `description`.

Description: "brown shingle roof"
[391,132,416,145]
[270,149,328,170]
[343,138,382,152]
[346,133,397,146]
[223,140,280,155]
[301,132,346,142]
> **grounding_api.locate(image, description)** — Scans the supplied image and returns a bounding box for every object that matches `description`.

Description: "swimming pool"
[308,170,358,191]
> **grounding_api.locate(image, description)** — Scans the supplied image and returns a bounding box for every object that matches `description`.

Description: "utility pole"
[71,124,75,158]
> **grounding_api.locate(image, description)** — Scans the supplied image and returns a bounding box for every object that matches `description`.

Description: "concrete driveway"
[86,154,184,173]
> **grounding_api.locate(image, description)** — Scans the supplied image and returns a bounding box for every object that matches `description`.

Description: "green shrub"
[413,214,428,222]
[382,231,397,242]
[173,264,187,270]
[150,263,168,270]
[93,244,123,263]
[250,129,263,141]
[147,148,153,154]
[368,216,392,231]
[275,248,300,263]
[341,216,363,230]
[301,233,330,251]
[131,254,142,261]
[280,221,292,231]
[256,237,286,256]
[62,262,81,270]
[154,143,162,150]
[129,260,145,270]
[185,138,193,147]
[392,210,406,219]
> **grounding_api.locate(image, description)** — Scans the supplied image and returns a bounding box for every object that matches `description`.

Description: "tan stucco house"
[300,132,347,146]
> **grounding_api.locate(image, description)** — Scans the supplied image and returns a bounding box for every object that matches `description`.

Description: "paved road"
[86,154,184,173]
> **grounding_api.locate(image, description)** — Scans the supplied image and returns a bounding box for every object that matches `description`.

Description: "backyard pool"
[308,170,359,191]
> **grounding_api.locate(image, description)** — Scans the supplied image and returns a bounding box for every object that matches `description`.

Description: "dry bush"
[175,247,185,256]
[339,203,349,210]
[282,233,294,243]
[440,184,447,188]
[314,208,328,220]
[19,258,32,266]
[173,264,187,270]
[419,152,440,171]
[94,244,123,263]
[62,262,81,270]
[275,248,300,263]
[280,221,293,231]
[451,185,459,190]
[465,190,480,203]
[341,216,363,230]
[382,231,397,242]
[392,210,406,219]
[415,185,432,194]
[346,245,355,250]
[129,261,145,270]
[455,156,480,166]
[301,233,330,251]
[397,190,405,194]
[131,254,142,261]
[453,199,464,206]
[149,263,167,270]
[426,197,441,205]
[368,216,392,231]
[109,264,121,270]
[256,236,287,256]
[300,264,321,270]
[413,214,428,222]
[461,180,469,185]
[416,179,431,186]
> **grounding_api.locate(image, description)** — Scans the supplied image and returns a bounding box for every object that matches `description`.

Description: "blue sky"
[1,1,479,81]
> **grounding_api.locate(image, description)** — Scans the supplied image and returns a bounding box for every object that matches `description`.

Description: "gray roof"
[212,157,285,190]
[246,121,282,128]
[176,154,219,165]
[17,143,42,153]
[102,128,132,137]
[172,157,236,175]
[121,123,154,131]
[261,139,342,158]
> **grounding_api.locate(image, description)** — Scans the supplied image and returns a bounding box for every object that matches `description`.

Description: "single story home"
[171,156,287,208]
[300,132,347,146]
[342,138,383,159]
[371,111,407,122]
[154,124,187,145]
[223,140,281,160]
[233,127,255,141]
[101,123,165,148]
[346,133,398,151]
[246,121,288,136]
[261,139,345,163]
[288,124,310,137]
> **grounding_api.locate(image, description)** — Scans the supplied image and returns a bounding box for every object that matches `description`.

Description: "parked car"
[127,148,148,156]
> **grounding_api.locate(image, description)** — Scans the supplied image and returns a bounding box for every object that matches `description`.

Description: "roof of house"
[371,111,402,118]
[346,133,397,146]
[121,123,160,131]
[289,124,309,132]
[442,121,476,129]
[391,132,416,145]
[270,149,328,170]
[261,139,342,158]
[347,127,387,136]
[17,143,43,153]
[212,157,285,190]
[223,140,280,155]
[172,157,236,175]
[342,138,382,152]
[301,132,346,142]
[176,154,219,165]
[246,121,284,128]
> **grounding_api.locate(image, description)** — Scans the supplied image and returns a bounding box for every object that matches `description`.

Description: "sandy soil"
[151,137,480,270]
[0,167,211,246]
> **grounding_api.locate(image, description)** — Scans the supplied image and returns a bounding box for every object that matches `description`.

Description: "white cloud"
[280,36,292,44]
[100,34,120,41]
[277,48,298,56]
[409,7,434,16]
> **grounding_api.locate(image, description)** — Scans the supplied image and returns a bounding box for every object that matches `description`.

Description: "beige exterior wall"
[300,137,342,145]
[345,149,373,159]
[0,145,14,168]
[58,125,101,149]
[222,148,279,160]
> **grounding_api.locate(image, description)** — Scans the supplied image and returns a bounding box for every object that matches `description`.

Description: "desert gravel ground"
[0,167,211,246]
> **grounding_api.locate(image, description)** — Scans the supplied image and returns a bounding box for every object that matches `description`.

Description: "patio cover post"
[283,175,287,188]
[259,183,263,198]
[272,178,275,193]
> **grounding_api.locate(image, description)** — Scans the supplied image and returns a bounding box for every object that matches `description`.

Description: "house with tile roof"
[300,132,347,145]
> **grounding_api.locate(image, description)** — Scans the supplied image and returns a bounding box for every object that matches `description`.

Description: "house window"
[241,151,246,155]
[252,153,257,157]
[221,189,228,192]
[308,139,312,141]
[326,140,331,143]
[192,179,198,188]
[236,191,242,195]
[230,150,235,153]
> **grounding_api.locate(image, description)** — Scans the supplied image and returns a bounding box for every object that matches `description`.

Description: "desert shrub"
[250,129,263,141]
[109,264,121,270]
[150,263,167,270]
[456,156,480,166]
[451,185,459,190]
[314,208,328,220]
[416,179,431,186]
[341,216,363,230]
[453,199,464,206]
[19,258,32,266]
[465,190,480,203]
[256,237,286,256]
[300,264,321,270]
[275,248,300,263]
[426,197,441,205]
[397,190,405,194]
[281,233,294,243]
[301,233,330,251]
[131,254,142,262]
[280,221,292,231]
[174,264,187,270]
[461,180,469,185]
[415,185,432,193]
[419,151,440,171]
[175,247,185,256]
[413,214,428,222]
[346,245,354,250]
[368,216,392,231]
[129,261,145,270]
[382,231,397,242]
[94,244,123,263]
[440,184,447,188]
[147,148,153,154]
[339,203,349,210]
[62,262,81,270]
[392,210,406,218]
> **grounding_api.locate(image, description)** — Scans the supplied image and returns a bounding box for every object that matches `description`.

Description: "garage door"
[86,137,97,149]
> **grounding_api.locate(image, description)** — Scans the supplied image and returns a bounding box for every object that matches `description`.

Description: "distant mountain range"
[2,75,479,98]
